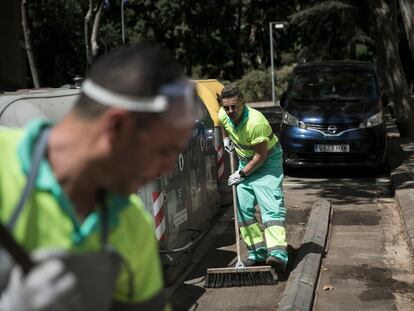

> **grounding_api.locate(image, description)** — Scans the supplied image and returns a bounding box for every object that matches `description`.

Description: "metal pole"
[269,22,275,105]
[121,0,125,44]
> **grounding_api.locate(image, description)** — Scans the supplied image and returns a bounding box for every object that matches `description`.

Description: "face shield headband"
[81,79,200,126]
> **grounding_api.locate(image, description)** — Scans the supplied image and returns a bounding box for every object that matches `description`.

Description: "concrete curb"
[390,154,414,254]
[278,199,332,311]
[386,103,414,254]
[387,103,414,255]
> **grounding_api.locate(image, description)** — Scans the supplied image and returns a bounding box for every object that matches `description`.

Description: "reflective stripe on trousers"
[239,223,267,252]
[264,223,288,253]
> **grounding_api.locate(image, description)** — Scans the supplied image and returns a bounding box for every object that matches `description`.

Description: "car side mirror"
[381,91,389,107]
[279,92,287,108]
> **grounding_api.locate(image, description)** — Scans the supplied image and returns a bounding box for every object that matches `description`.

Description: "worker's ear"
[100,109,135,149]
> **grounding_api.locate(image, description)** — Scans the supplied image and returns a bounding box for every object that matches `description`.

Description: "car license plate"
[314,144,350,152]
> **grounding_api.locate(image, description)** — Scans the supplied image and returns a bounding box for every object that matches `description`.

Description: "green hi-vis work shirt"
[0,120,165,306]
[218,105,278,163]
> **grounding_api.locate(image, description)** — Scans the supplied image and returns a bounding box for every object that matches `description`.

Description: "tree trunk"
[84,0,93,68]
[21,0,40,88]
[398,0,414,64]
[369,0,414,136]
[233,4,243,77]
[91,3,104,59]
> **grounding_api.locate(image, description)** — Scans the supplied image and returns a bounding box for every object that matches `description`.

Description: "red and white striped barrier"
[151,191,166,241]
[216,144,225,179]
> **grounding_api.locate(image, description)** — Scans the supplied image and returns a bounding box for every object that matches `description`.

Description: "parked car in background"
[279,61,388,170]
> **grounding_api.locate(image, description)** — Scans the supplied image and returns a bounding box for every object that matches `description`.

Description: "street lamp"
[269,21,287,105]
[121,0,127,44]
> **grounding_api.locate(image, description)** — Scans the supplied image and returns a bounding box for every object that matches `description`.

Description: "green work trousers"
[236,146,288,264]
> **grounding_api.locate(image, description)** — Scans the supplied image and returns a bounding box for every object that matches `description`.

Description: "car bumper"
[280,124,387,168]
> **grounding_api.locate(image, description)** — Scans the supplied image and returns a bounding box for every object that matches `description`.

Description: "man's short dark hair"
[74,44,184,122]
[220,83,244,102]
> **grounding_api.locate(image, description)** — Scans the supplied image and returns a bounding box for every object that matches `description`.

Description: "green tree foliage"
[29,0,87,87]
[236,64,295,102]
[27,0,300,86]
[236,69,272,102]
[25,0,413,106]
[289,0,374,61]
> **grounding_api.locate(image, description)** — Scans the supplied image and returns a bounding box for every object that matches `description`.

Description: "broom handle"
[230,151,242,264]
[0,221,35,275]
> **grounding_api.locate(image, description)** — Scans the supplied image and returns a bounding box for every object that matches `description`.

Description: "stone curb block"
[388,112,414,255]
[391,167,414,254]
[278,199,332,311]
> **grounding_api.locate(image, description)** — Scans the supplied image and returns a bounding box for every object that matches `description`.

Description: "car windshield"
[288,68,378,101]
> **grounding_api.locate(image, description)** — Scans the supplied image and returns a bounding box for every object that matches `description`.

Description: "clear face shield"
[81,79,202,128]
[157,81,203,127]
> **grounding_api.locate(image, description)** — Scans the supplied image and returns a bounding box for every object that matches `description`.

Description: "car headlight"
[359,112,383,128]
[282,111,306,128]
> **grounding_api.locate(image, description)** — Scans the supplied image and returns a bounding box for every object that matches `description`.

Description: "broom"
[204,151,275,288]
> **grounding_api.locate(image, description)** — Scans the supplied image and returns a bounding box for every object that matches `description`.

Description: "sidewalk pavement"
[388,110,414,255]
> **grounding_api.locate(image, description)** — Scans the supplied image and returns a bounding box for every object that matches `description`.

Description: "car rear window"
[288,68,378,101]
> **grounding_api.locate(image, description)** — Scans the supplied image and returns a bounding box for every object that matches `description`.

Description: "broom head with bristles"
[204,265,276,288]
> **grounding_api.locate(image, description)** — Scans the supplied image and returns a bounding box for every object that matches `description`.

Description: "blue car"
[279,61,387,169]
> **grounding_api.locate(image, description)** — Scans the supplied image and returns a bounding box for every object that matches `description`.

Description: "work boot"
[266,256,287,275]
[243,259,266,267]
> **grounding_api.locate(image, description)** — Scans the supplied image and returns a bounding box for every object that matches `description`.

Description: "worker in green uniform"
[219,83,288,274]
[0,44,195,310]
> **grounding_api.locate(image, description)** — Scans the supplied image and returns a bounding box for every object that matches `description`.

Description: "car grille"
[306,123,359,134]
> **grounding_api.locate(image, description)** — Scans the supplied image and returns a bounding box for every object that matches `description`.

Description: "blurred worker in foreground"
[219,84,288,274]
[0,44,195,310]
